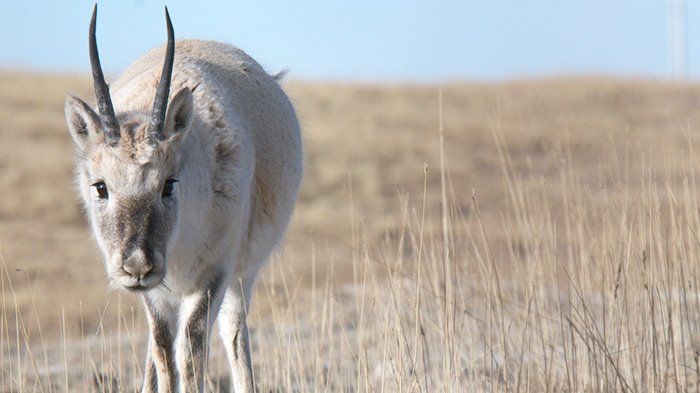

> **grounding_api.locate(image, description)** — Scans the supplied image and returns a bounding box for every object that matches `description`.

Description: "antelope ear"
[162,88,193,142]
[65,94,103,152]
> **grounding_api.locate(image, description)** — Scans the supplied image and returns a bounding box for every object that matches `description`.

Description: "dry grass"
[3,73,700,391]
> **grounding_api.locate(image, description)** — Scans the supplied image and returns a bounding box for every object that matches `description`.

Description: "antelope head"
[64,5,194,291]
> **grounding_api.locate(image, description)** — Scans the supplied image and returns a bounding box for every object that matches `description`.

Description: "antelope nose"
[122,249,153,279]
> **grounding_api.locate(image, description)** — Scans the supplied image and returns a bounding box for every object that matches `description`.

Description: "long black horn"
[148,6,175,141]
[89,4,120,145]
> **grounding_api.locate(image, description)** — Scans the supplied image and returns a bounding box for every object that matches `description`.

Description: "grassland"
[3,73,700,391]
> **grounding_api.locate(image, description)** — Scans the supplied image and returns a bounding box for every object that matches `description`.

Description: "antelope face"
[65,90,193,291]
[64,5,193,291]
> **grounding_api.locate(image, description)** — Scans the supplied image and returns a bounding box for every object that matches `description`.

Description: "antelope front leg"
[218,277,255,393]
[176,275,226,393]
[142,297,177,393]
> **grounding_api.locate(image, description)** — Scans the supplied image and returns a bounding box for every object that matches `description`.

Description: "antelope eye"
[162,179,178,198]
[92,181,108,199]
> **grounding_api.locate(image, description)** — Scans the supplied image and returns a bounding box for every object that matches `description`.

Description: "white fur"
[65,39,302,393]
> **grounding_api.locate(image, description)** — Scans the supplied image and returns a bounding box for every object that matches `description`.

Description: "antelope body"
[64,6,302,393]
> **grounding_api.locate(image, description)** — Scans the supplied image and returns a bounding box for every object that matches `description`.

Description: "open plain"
[3,73,700,391]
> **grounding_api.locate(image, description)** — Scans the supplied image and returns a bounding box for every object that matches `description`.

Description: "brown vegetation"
[3,73,700,390]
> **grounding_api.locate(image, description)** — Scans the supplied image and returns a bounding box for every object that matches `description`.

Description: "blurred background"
[3,0,700,359]
[7,1,700,391]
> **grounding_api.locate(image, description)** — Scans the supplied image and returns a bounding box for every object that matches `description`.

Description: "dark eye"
[92,181,108,199]
[162,179,178,198]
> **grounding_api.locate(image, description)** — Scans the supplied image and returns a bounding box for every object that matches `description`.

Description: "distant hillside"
[2,73,700,340]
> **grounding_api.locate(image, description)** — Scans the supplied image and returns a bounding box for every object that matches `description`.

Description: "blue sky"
[0,1,696,82]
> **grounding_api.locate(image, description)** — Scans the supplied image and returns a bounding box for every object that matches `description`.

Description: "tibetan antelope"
[64,5,302,392]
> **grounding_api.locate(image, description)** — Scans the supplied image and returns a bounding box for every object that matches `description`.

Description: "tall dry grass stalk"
[2,88,700,392]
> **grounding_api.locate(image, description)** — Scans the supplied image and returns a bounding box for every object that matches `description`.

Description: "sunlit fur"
[65,39,303,393]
